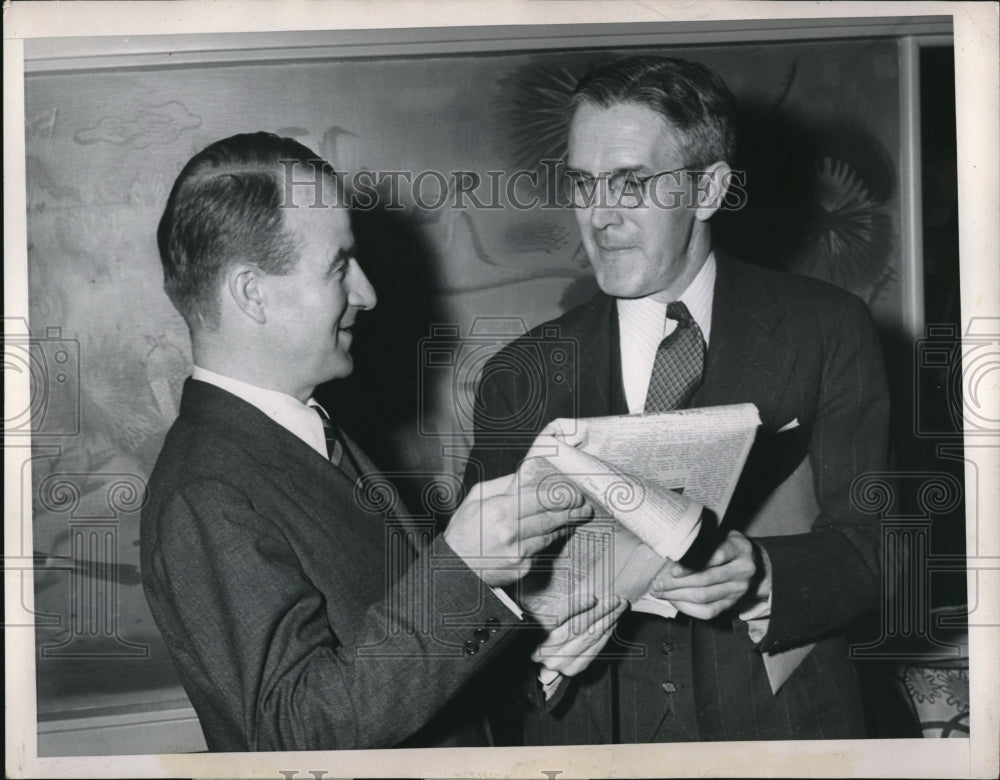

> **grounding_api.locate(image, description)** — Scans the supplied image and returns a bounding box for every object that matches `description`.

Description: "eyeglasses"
[563,166,690,209]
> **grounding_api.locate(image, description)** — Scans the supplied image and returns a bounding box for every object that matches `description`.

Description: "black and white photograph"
[4,1,998,778]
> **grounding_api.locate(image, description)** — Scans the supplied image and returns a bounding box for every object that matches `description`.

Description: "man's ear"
[227,264,267,324]
[693,161,732,222]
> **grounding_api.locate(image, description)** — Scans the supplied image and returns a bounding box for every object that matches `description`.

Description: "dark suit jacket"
[141,379,519,751]
[464,254,890,743]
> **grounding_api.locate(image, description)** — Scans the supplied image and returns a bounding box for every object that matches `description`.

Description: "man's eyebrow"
[565,164,651,178]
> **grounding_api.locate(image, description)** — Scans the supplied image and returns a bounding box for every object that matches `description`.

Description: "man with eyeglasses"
[465,56,890,743]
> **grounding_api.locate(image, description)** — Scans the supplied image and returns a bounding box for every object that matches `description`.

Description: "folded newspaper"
[514,403,761,629]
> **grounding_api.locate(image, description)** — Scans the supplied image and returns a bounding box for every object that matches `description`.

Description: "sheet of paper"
[517,403,761,669]
[551,403,761,517]
[528,441,704,561]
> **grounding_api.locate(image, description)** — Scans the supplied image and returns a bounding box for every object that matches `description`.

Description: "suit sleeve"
[754,296,890,652]
[144,478,518,751]
[463,353,530,489]
[461,352,561,725]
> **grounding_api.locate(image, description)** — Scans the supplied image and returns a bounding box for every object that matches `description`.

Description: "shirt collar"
[617,251,716,344]
[191,365,329,458]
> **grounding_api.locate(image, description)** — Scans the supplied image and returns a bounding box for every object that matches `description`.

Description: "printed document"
[514,403,761,628]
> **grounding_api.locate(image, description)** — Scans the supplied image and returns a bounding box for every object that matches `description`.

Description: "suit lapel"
[179,379,362,506]
[690,255,797,430]
[575,257,798,426]
[568,293,629,419]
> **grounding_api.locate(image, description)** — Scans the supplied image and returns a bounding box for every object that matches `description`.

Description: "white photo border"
[4,2,997,778]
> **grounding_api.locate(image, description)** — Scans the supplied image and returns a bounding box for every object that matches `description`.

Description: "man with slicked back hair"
[142,132,610,751]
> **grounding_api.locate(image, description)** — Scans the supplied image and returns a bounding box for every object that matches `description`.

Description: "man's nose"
[589,199,623,231]
[588,178,625,230]
[346,259,377,310]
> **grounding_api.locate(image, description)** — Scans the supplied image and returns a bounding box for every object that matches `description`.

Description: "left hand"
[648,530,762,620]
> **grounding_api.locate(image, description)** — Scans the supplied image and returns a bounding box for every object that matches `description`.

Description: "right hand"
[530,595,627,677]
[444,472,592,586]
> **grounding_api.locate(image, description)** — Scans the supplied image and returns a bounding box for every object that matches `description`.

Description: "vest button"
[661,681,677,694]
[661,642,675,654]
[464,639,480,656]
[473,628,490,643]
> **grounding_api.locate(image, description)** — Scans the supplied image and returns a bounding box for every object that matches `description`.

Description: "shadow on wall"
[720,90,965,586]
[315,206,446,517]
[714,101,896,294]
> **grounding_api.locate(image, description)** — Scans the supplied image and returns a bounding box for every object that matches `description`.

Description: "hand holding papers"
[531,595,628,679]
[513,404,761,679]
[648,530,764,620]
[443,471,592,587]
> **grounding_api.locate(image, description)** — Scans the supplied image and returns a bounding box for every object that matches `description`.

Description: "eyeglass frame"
[562,165,700,209]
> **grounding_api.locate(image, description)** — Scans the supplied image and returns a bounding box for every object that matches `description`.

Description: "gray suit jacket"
[141,379,519,751]
[465,254,890,742]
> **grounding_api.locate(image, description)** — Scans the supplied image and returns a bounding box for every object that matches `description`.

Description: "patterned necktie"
[643,301,706,412]
[313,407,359,481]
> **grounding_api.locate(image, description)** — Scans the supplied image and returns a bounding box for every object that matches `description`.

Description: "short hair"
[157,131,335,329]
[570,56,736,168]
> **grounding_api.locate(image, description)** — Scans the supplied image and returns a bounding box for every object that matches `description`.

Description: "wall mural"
[23,37,903,734]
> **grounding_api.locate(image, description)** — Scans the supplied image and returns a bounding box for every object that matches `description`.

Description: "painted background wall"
[24,38,908,738]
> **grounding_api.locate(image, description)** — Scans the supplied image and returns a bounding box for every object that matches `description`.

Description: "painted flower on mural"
[905,666,942,705]
[904,665,970,738]
[942,668,969,712]
[488,58,612,293]
[499,62,586,172]
[792,155,892,292]
[905,666,970,712]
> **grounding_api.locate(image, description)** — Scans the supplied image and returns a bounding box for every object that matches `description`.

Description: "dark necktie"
[643,301,705,412]
[312,407,360,481]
